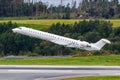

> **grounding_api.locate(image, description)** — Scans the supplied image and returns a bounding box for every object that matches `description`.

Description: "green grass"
[18,24,48,30]
[0,19,78,27]
[0,19,120,30]
[0,56,120,65]
[107,19,120,27]
[63,76,120,80]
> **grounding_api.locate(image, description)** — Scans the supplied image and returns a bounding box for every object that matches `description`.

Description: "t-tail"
[93,39,111,50]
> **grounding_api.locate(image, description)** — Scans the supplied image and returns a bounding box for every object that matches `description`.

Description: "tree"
[84,31,101,42]
[80,0,120,18]
[111,0,119,5]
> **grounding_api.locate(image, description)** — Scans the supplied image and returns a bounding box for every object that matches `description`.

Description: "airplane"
[12,27,111,51]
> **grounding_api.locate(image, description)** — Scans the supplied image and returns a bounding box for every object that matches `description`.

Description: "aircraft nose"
[12,28,17,33]
[12,29,15,33]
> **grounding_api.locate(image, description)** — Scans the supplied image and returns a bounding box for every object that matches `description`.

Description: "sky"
[27,0,120,7]
[40,0,82,7]
[39,0,120,7]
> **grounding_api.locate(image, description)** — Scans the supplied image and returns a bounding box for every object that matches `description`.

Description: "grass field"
[0,55,120,65]
[0,20,79,26]
[63,76,120,80]
[0,19,120,30]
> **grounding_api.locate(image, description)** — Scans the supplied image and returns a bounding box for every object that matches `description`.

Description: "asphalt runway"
[0,65,120,80]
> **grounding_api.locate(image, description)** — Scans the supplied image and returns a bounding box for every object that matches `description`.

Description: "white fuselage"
[12,27,106,51]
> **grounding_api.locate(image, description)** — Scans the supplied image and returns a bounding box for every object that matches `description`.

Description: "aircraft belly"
[51,40,68,45]
[66,44,75,47]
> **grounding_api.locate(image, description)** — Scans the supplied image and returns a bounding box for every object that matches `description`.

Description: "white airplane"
[12,27,111,51]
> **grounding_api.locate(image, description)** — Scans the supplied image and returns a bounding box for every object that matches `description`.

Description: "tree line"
[1,0,120,19]
[0,20,120,56]
[81,0,119,19]
[0,0,47,17]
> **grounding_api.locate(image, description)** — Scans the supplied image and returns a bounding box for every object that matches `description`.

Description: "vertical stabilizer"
[94,39,111,50]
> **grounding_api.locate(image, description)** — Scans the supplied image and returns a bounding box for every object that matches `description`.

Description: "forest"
[0,20,120,56]
[0,0,120,19]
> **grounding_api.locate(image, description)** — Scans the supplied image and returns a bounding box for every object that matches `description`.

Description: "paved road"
[0,65,120,80]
